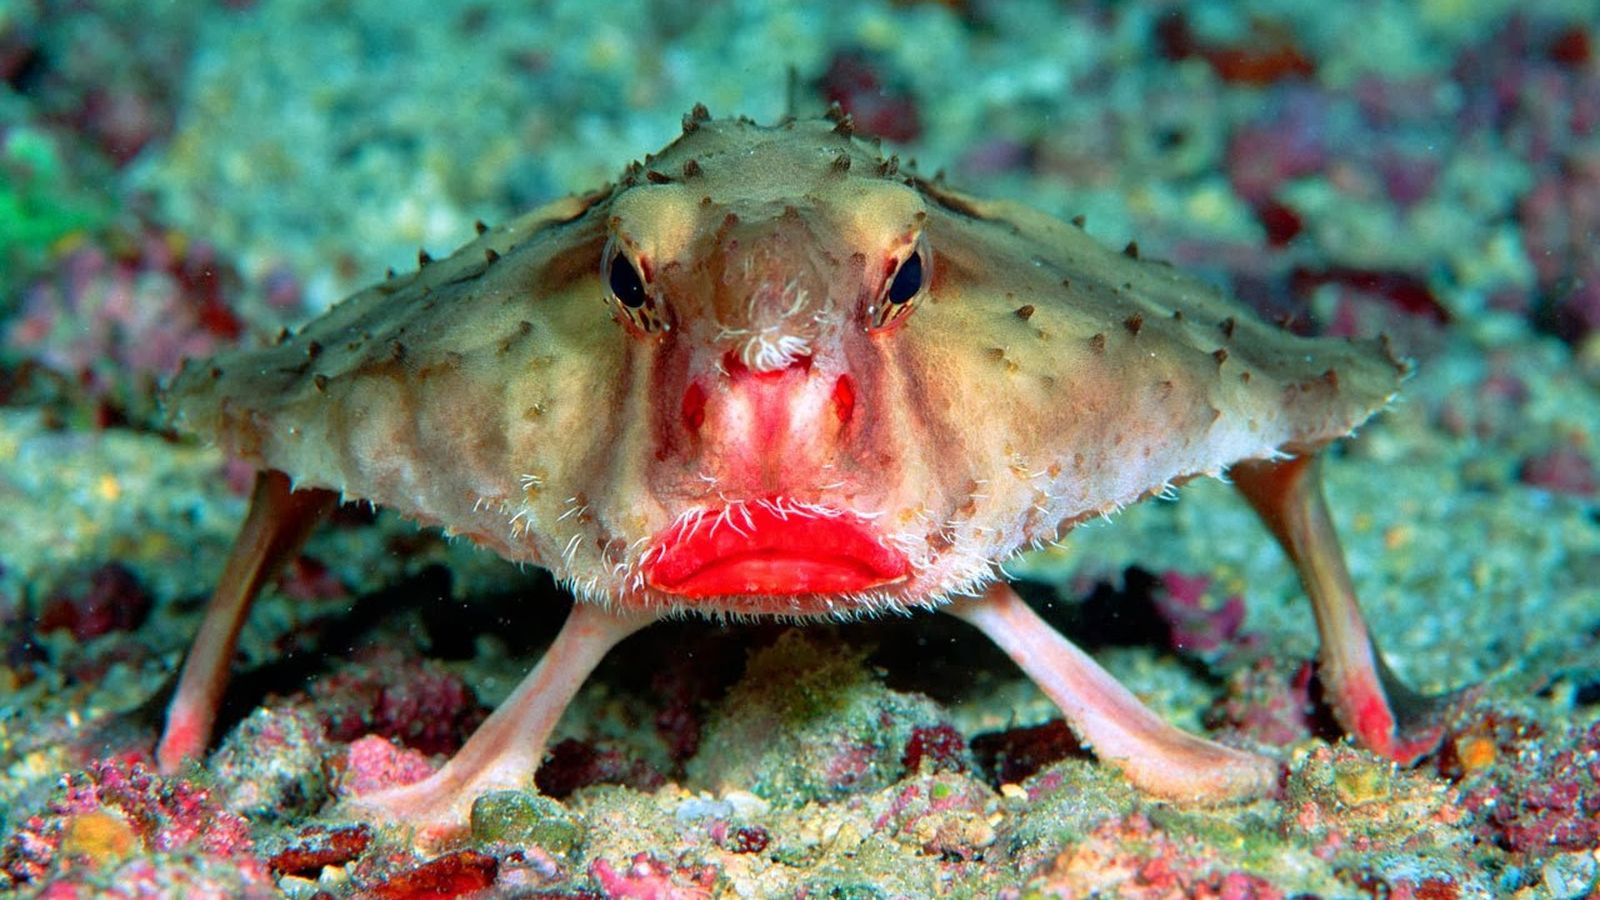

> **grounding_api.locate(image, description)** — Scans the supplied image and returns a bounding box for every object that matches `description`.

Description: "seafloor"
[2,0,1599,897]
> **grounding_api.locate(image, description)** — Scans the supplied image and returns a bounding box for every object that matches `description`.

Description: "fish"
[156,106,1450,842]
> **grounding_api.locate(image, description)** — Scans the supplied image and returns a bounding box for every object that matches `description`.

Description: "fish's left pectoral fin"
[945,582,1281,803]
[1230,453,1465,765]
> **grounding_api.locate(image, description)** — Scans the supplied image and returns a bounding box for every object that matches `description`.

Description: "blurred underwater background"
[1,0,1598,895]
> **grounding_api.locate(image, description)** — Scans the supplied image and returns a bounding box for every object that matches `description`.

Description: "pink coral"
[36,563,151,642]
[7,227,243,418]
[1453,716,1600,855]
[1208,658,1319,747]
[0,757,260,889]
[1150,569,1246,658]
[335,735,437,798]
[533,737,665,799]
[308,647,487,756]
[589,852,718,899]
[901,723,972,775]
[1518,444,1598,496]
[816,50,922,142]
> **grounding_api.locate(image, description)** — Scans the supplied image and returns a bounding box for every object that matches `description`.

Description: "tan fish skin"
[157,108,1449,843]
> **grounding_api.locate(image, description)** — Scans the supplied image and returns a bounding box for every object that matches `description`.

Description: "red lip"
[644,501,909,597]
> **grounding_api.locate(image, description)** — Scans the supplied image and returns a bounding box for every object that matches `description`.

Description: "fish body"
[159,110,1442,839]
[169,111,1402,616]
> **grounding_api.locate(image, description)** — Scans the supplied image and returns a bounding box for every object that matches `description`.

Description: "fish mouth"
[644,500,910,597]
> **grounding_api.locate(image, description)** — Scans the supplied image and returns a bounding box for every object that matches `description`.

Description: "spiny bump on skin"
[1321,368,1340,388]
[474,220,488,235]
[682,158,703,179]
[683,103,711,132]
[312,373,328,393]
[208,366,221,380]
[1071,214,1087,228]
[1212,348,1229,365]
[1123,240,1140,259]
[646,169,672,184]
[1378,333,1413,375]
[385,267,397,280]
[273,327,289,345]
[1061,277,1071,289]
[985,347,1005,362]
[497,320,534,354]
[485,248,500,264]
[1124,313,1144,336]
[1241,370,1253,383]
[831,152,851,173]
[418,248,433,267]
[1089,332,1107,352]
[1171,310,1184,322]
[306,340,322,360]
[878,155,899,177]
[1014,304,1035,320]
[1220,316,1236,338]
[824,102,855,137]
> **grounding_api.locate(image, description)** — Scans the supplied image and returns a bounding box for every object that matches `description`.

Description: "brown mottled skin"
[157,109,1450,844]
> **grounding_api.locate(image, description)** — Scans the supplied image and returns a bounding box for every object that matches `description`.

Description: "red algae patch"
[360,849,498,899]
[265,823,373,878]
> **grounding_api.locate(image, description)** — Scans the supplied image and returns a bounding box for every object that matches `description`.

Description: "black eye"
[609,253,647,308]
[886,250,923,304]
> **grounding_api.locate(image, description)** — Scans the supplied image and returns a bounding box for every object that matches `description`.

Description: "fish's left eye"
[603,239,669,334]
[868,240,929,332]
[609,254,647,308]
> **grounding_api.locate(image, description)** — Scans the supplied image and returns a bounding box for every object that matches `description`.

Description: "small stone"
[59,810,138,865]
[1332,758,1392,807]
[1455,734,1497,775]
[469,790,583,853]
[210,704,331,821]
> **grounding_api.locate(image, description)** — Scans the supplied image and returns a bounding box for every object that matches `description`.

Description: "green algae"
[0,127,108,301]
[469,790,584,854]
